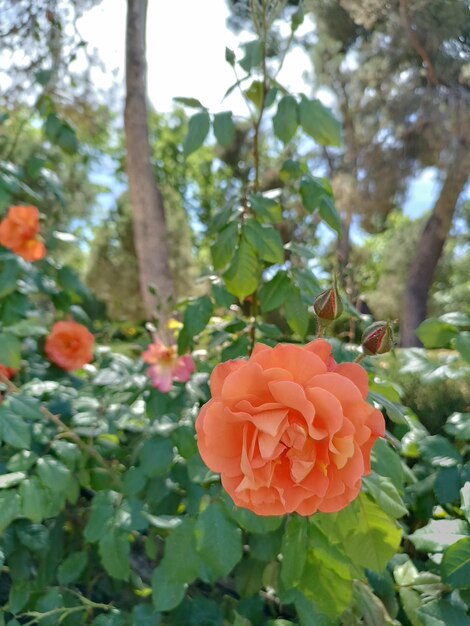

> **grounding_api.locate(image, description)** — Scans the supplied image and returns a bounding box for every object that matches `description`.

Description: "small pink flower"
[143,339,195,393]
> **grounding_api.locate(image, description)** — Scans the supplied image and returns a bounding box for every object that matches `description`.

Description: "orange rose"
[45,321,94,371]
[196,339,385,516]
[0,364,17,380]
[0,205,46,262]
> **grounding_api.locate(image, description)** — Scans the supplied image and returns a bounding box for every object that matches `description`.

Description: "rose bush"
[196,339,385,516]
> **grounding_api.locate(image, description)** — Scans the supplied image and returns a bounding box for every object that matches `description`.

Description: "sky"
[75,0,446,229]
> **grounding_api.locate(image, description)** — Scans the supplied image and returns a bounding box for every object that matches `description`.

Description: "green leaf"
[371,438,407,494]
[273,96,299,144]
[281,515,308,588]
[456,332,470,363]
[0,260,18,298]
[363,473,408,518]
[213,111,236,147]
[445,412,470,440]
[299,525,353,618]
[173,96,204,108]
[178,294,213,353]
[84,491,116,542]
[19,477,48,522]
[462,483,470,523]
[319,196,341,235]
[195,502,243,579]
[16,521,49,551]
[57,123,79,154]
[8,395,43,420]
[225,497,283,533]
[36,456,71,493]
[224,238,261,302]
[250,193,282,223]
[139,437,174,477]
[246,80,264,108]
[408,519,470,553]
[259,271,292,313]
[299,96,342,147]
[292,590,335,626]
[434,466,461,504]
[225,47,236,66]
[243,220,284,264]
[368,390,407,424]
[0,490,20,532]
[416,318,458,348]
[441,538,470,588]
[327,494,402,573]
[0,408,31,449]
[0,471,26,489]
[152,566,186,612]
[9,581,30,614]
[211,222,239,270]
[0,332,21,368]
[162,518,202,584]
[300,177,328,212]
[183,110,210,157]
[239,40,263,73]
[58,551,88,585]
[419,435,462,467]
[416,599,470,626]
[99,528,130,581]
[283,284,309,338]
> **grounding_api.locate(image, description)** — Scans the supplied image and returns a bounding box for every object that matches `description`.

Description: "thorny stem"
[0,372,120,486]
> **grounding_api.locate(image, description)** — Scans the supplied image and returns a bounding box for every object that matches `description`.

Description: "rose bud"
[314,278,343,322]
[361,321,394,355]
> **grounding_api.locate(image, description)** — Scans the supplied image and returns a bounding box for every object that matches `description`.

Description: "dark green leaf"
[441,538,470,588]
[178,295,213,353]
[84,491,116,542]
[0,490,20,532]
[250,193,282,223]
[299,96,342,147]
[281,516,308,588]
[419,435,462,467]
[243,220,284,264]
[273,96,299,144]
[19,477,48,522]
[0,408,31,449]
[152,566,186,612]
[58,551,88,585]
[183,111,210,157]
[213,111,236,147]
[300,177,329,213]
[211,222,238,270]
[162,518,202,584]
[363,473,408,518]
[225,47,236,66]
[224,238,261,302]
[99,528,130,581]
[319,196,341,235]
[139,438,174,477]
[456,332,470,363]
[195,502,243,579]
[0,260,18,298]
[259,271,291,313]
[445,412,470,440]
[239,40,263,73]
[283,284,309,338]
[37,457,71,493]
[416,599,470,626]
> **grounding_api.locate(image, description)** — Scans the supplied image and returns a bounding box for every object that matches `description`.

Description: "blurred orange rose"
[196,339,385,516]
[0,205,46,262]
[0,364,17,380]
[45,321,94,371]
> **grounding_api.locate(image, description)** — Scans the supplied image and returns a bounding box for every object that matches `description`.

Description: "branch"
[399,0,441,87]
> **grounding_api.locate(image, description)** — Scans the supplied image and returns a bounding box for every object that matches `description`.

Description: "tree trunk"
[125,0,173,320]
[401,146,470,346]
